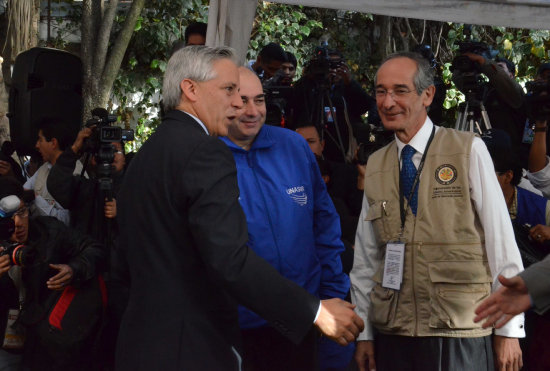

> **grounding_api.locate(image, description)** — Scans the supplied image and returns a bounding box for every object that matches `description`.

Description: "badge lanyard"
[398,126,436,237]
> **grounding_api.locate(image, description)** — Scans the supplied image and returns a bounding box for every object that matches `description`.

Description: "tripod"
[454,94,492,134]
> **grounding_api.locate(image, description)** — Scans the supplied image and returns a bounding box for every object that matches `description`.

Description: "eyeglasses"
[12,206,29,219]
[375,87,414,100]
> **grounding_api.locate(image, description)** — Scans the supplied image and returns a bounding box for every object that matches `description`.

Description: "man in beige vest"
[351,52,524,371]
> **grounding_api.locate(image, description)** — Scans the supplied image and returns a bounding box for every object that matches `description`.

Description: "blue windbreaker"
[221,125,350,329]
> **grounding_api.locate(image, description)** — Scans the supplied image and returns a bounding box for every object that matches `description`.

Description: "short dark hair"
[490,147,522,186]
[496,57,516,76]
[258,43,287,64]
[0,176,24,200]
[285,51,297,68]
[38,117,75,151]
[184,22,207,44]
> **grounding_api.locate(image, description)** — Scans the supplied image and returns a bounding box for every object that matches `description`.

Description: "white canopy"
[206,0,550,63]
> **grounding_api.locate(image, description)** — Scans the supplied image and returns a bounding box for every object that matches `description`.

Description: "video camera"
[525,80,550,122]
[84,108,134,164]
[0,195,34,267]
[451,26,497,97]
[263,70,295,126]
[304,41,343,85]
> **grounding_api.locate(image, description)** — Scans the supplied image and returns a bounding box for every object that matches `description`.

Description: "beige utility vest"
[364,127,492,337]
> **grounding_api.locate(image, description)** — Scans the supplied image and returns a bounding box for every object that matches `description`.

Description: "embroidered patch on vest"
[435,164,457,185]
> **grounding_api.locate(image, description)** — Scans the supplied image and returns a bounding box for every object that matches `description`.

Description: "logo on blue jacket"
[286,186,307,206]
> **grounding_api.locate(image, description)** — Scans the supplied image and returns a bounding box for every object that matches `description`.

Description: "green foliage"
[248,2,322,76]
[113,0,208,149]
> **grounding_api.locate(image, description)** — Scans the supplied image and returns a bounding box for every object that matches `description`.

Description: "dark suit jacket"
[115,110,319,370]
[520,254,550,315]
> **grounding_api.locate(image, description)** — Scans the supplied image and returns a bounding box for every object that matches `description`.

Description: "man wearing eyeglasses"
[351,52,525,371]
[0,177,105,370]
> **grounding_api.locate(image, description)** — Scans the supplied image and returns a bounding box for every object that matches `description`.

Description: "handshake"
[315,298,365,346]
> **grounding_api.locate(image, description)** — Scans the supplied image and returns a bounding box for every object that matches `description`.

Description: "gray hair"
[375,51,435,95]
[162,45,239,111]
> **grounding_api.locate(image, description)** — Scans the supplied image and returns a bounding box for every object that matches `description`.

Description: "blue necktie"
[401,145,418,215]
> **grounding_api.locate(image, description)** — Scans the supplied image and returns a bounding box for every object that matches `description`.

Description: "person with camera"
[351,52,524,371]
[290,49,376,164]
[248,42,288,81]
[0,177,105,370]
[454,51,525,146]
[46,125,124,243]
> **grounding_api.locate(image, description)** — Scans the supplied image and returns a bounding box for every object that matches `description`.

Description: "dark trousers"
[241,326,318,371]
[374,333,494,371]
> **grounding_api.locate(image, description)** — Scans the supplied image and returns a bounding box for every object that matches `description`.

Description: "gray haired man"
[116,46,363,371]
[351,52,524,371]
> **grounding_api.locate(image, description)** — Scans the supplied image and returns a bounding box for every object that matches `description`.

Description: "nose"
[232,93,243,110]
[381,91,396,110]
[244,100,258,117]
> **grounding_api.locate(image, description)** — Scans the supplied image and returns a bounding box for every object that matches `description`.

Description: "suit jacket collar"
[164,110,209,135]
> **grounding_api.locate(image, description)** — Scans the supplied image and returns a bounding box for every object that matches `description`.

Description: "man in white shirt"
[351,52,524,371]
[24,118,82,224]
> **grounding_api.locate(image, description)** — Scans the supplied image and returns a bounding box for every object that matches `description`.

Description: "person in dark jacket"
[115,45,363,371]
[0,177,105,371]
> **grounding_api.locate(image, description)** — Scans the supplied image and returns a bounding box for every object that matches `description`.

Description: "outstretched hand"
[474,274,531,329]
[315,298,364,346]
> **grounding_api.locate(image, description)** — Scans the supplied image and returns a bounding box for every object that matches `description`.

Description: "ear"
[180,79,198,103]
[422,85,436,108]
[504,170,514,184]
[321,139,325,151]
[50,137,60,150]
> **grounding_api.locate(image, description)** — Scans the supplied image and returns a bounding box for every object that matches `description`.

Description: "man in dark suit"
[115,46,364,370]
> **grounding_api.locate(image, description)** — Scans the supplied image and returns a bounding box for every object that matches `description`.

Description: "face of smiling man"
[375,57,434,143]
[227,67,266,150]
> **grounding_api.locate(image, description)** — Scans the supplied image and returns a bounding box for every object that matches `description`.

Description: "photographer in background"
[290,47,376,163]
[47,125,125,244]
[0,177,105,370]
[249,42,288,81]
[453,48,525,148]
[46,123,127,369]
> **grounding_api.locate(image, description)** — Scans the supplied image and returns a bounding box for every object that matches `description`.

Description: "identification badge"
[382,242,405,290]
[2,309,25,349]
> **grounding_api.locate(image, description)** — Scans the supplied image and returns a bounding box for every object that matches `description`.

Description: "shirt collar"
[395,116,434,159]
[179,110,209,135]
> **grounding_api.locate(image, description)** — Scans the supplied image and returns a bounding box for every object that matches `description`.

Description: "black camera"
[85,108,134,163]
[305,42,342,84]
[263,70,295,126]
[355,125,394,165]
[0,198,34,267]
[525,80,550,122]
[0,242,34,267]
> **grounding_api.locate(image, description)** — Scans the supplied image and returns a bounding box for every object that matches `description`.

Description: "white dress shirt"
[351,117,526,341]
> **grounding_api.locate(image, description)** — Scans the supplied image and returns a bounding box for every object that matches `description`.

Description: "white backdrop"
[206,0,550,63]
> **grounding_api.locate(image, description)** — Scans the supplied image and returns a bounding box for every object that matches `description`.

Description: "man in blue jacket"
[221,67,351,371]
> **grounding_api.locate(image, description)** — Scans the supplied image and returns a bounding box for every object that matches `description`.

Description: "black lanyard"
[398,126,436,232]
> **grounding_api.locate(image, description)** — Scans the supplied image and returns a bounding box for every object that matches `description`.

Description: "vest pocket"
[365,201,391,242]
[427,261,492,329]
[368,283,398,326]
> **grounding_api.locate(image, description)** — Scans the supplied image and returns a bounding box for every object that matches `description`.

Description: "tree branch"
[81,0,95,117]
[419,19,426,44]
[92,0,119,79]
[405,18,419,45]
[98,0,146,107]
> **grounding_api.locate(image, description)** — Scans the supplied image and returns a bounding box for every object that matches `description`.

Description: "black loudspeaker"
[8,47,82,155]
